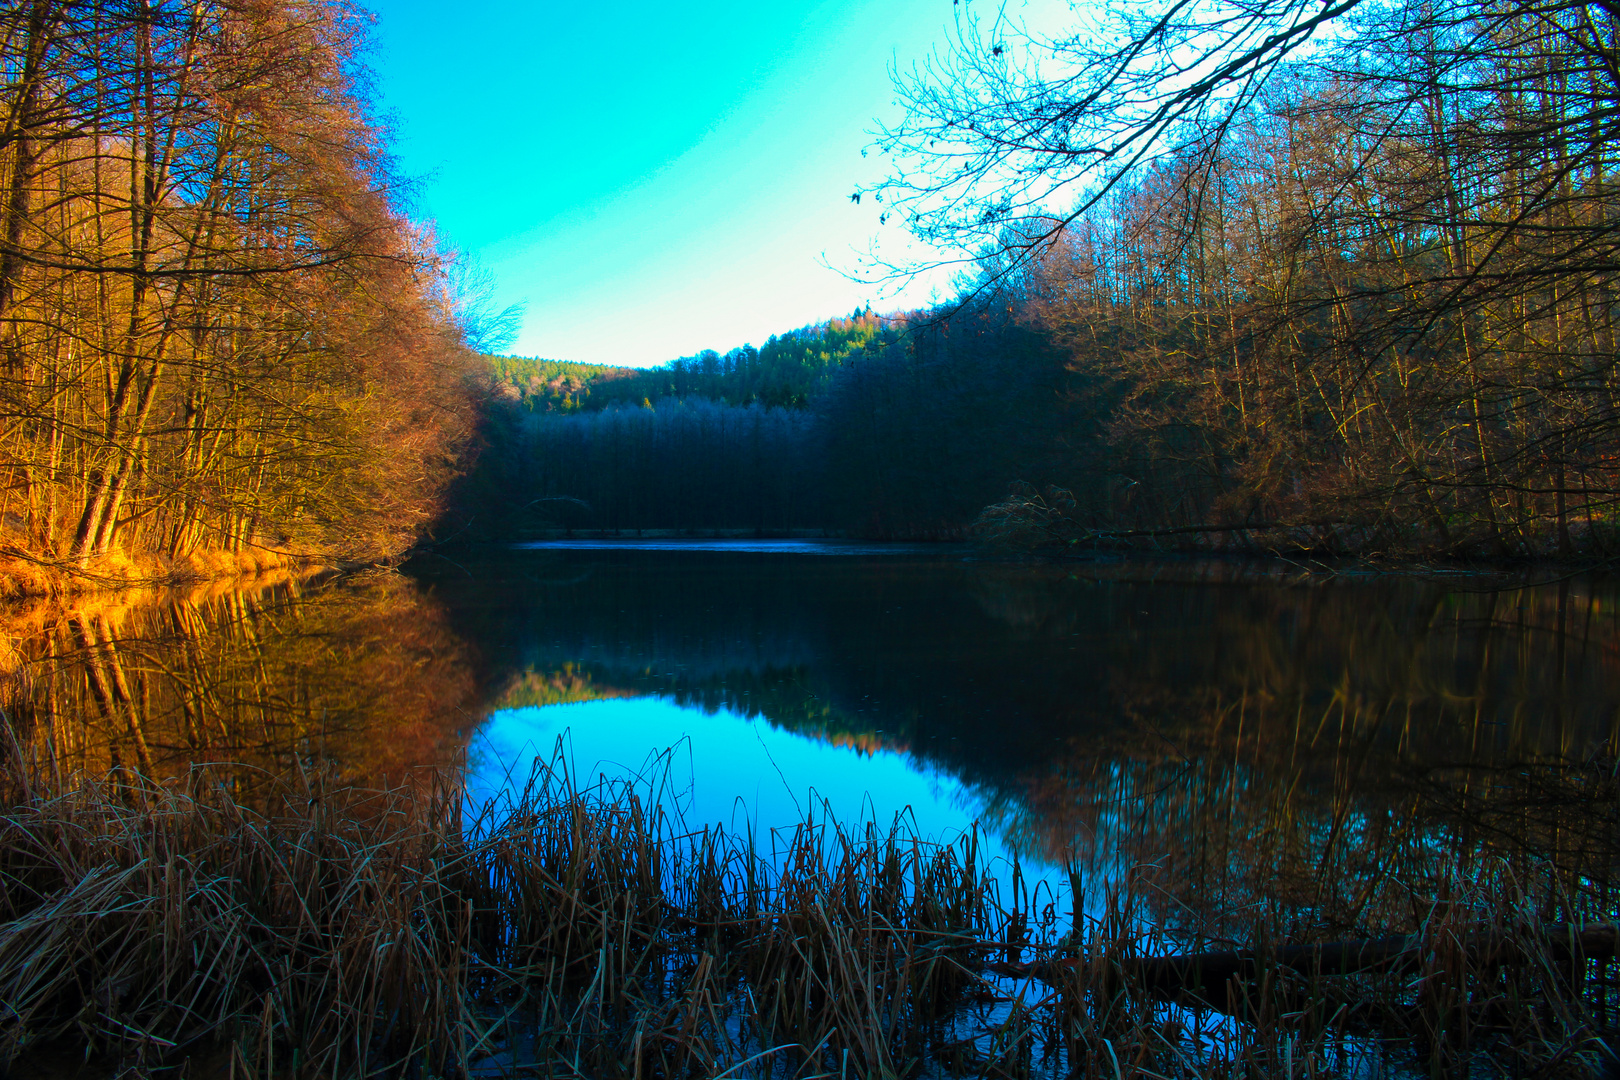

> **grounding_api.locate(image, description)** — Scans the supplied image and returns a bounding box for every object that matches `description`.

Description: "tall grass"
[0,740,1614,1079]
[0,746,1005,1078]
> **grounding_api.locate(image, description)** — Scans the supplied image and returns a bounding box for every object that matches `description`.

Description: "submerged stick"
[989,923,1619,993]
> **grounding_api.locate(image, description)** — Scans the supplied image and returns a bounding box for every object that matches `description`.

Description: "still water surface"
[10,542,1619,928]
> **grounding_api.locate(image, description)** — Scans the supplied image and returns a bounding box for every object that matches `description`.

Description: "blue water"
[430,543,1620,954]
[510,539,959,555]
[467,696,1074,913]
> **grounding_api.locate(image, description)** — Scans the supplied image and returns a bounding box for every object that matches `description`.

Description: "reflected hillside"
[428,551,1620,915]
[959,568,1620,938]
[416,548,1129,781]
[489,660,906,758]
[422,552,1620,780]
[4,571,483,790]
[491,662,641,710]
[6,548,1618,913]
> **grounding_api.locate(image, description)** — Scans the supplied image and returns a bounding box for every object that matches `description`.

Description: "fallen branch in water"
[986,923,1619,993]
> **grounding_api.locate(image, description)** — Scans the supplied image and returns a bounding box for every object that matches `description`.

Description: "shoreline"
[7,526,1619,602]
[0,545,372,601]
[416,532,1620,581]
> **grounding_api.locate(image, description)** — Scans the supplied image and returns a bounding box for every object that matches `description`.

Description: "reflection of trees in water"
[1051,712,1615,942]
[962,574,1620,940]
[424,552,1126,783]
[967,565,1620,741]
[4,572,482,788]
[20,550,1613,931]
[491,662,641,710]
[436,554,1620,928]
[489,659,908,760]
[956,570,1620,903]
[676,563,1620,944]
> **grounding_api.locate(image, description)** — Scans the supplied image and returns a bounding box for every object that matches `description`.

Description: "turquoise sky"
[365,0,969,366]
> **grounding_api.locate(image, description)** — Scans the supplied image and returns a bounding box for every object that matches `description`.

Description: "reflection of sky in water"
[510,539,952,555]
[468,697,1073,913]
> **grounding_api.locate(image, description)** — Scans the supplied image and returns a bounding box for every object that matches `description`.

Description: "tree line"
[0,0,480,587]
[458,306,1088,538]
[464,0,1620,556]
[4,0,1604,564]
[877,0,1620,556]
[485,314,885,416]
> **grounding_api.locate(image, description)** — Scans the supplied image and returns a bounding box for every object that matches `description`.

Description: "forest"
[5,0,1615,582]
[461,310,1087,538]
[0,0,481,594]
[461,0,1620,558]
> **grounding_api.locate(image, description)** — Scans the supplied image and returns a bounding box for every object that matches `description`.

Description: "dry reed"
[0,741,1614,1079]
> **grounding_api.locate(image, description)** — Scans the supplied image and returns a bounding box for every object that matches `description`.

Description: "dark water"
[9,543,1620,927]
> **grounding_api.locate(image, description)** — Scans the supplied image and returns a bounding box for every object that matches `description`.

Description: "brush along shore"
[0,541,347,601]
[0,753,1614,1080]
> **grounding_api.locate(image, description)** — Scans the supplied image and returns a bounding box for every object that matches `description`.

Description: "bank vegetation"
[885,0,1620,557]
[0,0,481,596]
[0,744,1613,1079]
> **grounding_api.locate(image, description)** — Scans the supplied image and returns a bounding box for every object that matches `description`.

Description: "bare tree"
[0,0,479,575]
[885,0,1620,554]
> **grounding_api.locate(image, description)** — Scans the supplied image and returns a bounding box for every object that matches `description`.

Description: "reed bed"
[0,745,1615,1079]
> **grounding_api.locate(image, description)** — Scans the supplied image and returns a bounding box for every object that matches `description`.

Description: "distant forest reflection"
[6,548,1618,929]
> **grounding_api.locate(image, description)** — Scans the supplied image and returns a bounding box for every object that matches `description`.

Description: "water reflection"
[3,570,483,792]
[434,550,1620,942]
[469,697,1068,903]
[4,549,1618,932]
[512,539,954,555]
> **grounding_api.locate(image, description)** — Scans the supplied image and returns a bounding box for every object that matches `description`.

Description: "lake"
[8,542,1618,942]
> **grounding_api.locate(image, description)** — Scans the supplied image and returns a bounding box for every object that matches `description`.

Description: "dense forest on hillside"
[581,315,884,410]
[458,0,1620,558]
[484,316,885,415]
[0,0,481,592]
[460,308,1090,538]
[0,0,1608,579]
[485,356,638,412]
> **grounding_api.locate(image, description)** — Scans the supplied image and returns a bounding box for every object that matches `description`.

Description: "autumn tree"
[881,0,1620,555]
[0,0,478,579]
